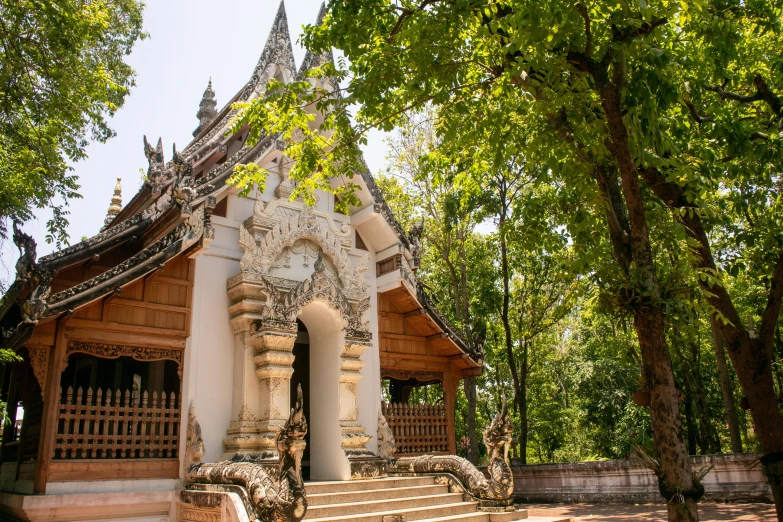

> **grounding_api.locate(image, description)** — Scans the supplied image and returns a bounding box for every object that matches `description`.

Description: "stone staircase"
[304,476,573,522]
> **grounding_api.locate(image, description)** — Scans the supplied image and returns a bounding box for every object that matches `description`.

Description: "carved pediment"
[239,203,368,293]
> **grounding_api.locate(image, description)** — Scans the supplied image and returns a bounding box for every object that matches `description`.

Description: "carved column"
[341,333,385,478]
[226,275,297,464]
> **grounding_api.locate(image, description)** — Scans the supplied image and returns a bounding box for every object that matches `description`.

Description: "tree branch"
[575,4,592,58]
[682,96,712,124]
[705,74,782,118]
[388,0,435,43]
[611,17,668,43]
[759,250,783,355]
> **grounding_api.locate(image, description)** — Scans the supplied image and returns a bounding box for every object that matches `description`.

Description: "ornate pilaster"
[226,273,297,463]
[341,333,385,478]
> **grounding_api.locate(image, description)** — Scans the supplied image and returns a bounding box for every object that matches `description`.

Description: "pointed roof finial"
[193,77,218,138]
[316,2,326,25]
[104,178,123,227]
[297,2,335,79]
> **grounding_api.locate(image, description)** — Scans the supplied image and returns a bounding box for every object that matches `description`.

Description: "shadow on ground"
[523,502,775,521]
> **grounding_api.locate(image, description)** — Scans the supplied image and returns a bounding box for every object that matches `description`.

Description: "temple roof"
[0,0,481,366]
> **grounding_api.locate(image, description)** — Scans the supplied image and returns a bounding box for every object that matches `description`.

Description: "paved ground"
[523,502,777,521]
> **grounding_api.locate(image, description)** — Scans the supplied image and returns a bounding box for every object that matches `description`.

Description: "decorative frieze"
[381,368,444,384]
[64,340,183,373]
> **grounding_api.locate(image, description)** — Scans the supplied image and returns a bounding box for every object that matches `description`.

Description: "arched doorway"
[297,301,350,481]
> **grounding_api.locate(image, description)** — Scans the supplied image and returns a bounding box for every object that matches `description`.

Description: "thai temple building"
[0,3,569,521]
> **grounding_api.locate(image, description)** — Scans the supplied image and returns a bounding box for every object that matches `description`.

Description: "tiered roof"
[0,1,482,366]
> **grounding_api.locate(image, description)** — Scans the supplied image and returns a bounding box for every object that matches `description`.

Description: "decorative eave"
[44,206,209,319]
[416,284,483,366]
[356,158,412,251]
[0,151,213,349]
[38,213,153,272]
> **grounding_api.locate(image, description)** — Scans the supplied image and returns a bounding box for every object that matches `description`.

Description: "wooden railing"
[376,254,403,277]
[55,386,180,459]
[382,402,449,455]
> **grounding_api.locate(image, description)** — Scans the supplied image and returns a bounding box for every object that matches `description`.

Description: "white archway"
[298,301,350,480]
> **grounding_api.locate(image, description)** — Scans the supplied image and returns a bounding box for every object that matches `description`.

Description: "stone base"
[183,485,257,522]
[347,453,387,479]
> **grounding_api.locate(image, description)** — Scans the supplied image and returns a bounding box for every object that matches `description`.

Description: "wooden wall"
[69,255,193,336]
[18,254,195,492]
[50,244,142,295]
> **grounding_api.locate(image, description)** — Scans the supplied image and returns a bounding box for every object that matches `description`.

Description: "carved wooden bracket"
[25,345,49,399]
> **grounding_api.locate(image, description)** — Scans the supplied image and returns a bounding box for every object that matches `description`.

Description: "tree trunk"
[681,372,698,456]
[694,380,720,455]
[519,351,528,464]
[463,376,479,464]
[637,167,783,518]
[636,311,699,521]
[597,71,698,521]
[690,339,721,454]
[730,336,783,520]
[498,204,527,464]
[710,316,743,454]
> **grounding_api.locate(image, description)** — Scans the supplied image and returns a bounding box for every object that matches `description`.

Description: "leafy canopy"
[0,0,146,246]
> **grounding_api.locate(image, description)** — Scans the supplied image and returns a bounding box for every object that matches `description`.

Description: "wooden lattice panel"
[382,402,449,455]
[55,386,180,459]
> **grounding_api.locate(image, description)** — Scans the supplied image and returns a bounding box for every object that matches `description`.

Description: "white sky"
[1,0,389,284]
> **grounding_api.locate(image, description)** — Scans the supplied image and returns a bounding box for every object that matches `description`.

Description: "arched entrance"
[297,302,350,480]
[225,202,385,480]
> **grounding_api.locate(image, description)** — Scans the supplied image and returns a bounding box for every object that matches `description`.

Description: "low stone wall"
[510,454,772,504]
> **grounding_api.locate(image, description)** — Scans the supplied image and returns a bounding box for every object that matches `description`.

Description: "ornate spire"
[297,2,336,83]
[241,0,297,100]
[104,178,122,227]
[193,78,218,138]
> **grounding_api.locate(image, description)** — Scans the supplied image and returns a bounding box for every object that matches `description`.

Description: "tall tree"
[0,0,146,249]
[709,315,743,454]
[228,1,783,518]
[379,110,490,463]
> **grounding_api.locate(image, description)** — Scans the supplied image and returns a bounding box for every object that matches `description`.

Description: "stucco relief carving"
[239,203,367,293]
[228,200,377,468]
[377,411,397,460]
[185,403,205,471]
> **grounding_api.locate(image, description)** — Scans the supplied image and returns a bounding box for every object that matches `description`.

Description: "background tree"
[228,1,783,518]
[379,110,492,463]
[0,0,146,250]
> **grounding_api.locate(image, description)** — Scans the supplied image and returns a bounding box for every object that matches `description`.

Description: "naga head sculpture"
[143,136,165,195]
[483,395,513,461]
[277,384,308,481]
[143,135,164,166]
[171,143,193,178]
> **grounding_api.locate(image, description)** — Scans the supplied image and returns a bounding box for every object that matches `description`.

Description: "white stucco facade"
[181,182,384,481]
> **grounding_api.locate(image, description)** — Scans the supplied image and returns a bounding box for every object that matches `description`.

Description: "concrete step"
[419,509,531,522]
[306,476,435,495]
[305,492,465,519]
[305,501,479,522]
[418,513,492,522]
[307,484,450,506]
